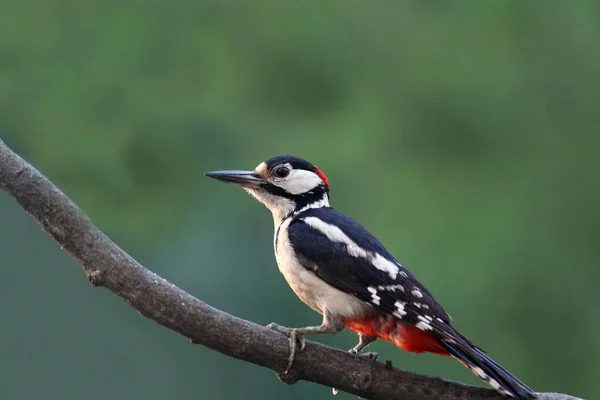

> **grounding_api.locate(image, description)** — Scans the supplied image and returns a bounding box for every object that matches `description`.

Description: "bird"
[205,155,536,399]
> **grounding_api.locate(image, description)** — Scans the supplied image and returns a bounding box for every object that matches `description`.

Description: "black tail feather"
[439,339,536,399]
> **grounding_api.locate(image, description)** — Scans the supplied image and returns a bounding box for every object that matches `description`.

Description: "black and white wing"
[287,207,452,328]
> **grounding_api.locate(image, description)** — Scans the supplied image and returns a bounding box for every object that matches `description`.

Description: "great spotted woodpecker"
[206,155,536,399]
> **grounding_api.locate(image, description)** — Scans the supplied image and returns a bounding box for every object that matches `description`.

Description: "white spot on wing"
[411,289,423,298]
[368,286,381,305]
[377,284,404,292]
[416,321,433,331]
[400,271,408,278]
[393,301,407,318]
[415,315,434,331]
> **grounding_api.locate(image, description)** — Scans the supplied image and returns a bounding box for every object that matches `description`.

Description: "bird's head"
[206,155,330,222]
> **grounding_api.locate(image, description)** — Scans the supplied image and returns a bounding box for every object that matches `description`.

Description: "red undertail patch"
[344,316,449,356]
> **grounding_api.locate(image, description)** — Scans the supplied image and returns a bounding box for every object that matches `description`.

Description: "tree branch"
[0,139,579,400]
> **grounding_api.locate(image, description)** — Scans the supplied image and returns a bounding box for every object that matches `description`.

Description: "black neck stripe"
[262,183,328,212]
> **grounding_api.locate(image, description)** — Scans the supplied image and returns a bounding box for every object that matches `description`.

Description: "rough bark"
[0,139,581,400]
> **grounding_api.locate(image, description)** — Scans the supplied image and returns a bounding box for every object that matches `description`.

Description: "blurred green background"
[1,1,598,399]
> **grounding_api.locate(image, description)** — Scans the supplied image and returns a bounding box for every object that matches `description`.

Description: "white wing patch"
[371,254,400,279]
[301,216,401,280]
[347,244,369,258]
[302,217,357,247]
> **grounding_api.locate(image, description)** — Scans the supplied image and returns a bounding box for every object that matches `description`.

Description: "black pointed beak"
[205,170,266,188]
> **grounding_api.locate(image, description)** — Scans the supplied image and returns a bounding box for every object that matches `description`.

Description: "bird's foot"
[267,322,306,373]
[355,351,379,361]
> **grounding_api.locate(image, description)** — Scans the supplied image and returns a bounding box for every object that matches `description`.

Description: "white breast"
[274,218,370,319]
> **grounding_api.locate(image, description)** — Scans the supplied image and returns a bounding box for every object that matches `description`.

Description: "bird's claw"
[360,351,379,361]
[267,322,305,373]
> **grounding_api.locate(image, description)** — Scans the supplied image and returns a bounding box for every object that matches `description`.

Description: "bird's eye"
[274,166,290,178]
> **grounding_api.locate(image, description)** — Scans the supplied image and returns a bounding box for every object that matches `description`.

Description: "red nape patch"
[314,167,329,188]
[344,316,449,356]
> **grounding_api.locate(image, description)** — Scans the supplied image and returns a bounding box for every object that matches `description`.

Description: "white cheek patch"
[276,169,323,194]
